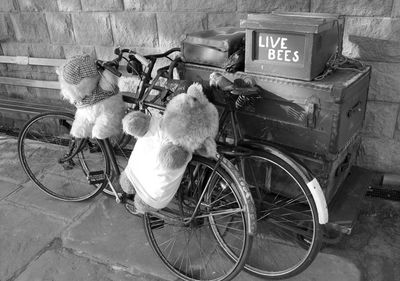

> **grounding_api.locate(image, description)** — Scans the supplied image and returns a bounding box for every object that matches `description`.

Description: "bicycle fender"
[241,141,314,183]
[307,178,329,224]
[241,140,329,224]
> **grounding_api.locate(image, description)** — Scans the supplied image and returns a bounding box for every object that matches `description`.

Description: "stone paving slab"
[0,137,29,185]
[14,245,163,281]
[224,250,361,281]
[324,198,400,281]
[0,179,20,199]
[0,202,66,281]
[62,196,175,281]
[6,180,98,222]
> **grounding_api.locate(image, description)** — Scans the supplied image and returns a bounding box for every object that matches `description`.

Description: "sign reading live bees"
[254,32,304,65]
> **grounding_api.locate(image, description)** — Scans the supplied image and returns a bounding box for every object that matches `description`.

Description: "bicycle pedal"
[87,170,106,184]
[124,203,143,217]
[61,159,75,170]
[149,216,165,230]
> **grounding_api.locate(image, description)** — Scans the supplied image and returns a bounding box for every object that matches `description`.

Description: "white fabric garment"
[125,116,191,209]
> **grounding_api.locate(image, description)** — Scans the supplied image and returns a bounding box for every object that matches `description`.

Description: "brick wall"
[0,0,399,174]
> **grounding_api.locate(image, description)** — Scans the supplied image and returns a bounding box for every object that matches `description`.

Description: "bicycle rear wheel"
[143,155,255,281]
[233,150,322,279]
[18,112,109,201]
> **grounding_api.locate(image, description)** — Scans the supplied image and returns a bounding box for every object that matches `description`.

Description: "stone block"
[4,85,31,100]
[63,45,96,58]
[94,46,118,61]
[398,111,400,130]
[208,13,242,28]
[0,14,15,41]
[10,13,50,43]
[6,64,34,75]
[368,62,400,103]
[28,43,64,59]
[81,0,123,11]
[72,13,113,46]
[0,203,65,281]
[311,0,392,16]
[28,88,62,103]
[343,39,400,62]
[343,17,400,62]
[57,0,82,11]
[363,101,399,138]
[344,17,400,41]
[157,13,207,48]
[13,248,150,281]
[19,0,58,11]
[0,42,29,56]
[172,0,235,12]
[31,65,60,75]
[111,12,157,47]
[394,0,400,17]
[46,13,75,44]
[0,65,6,76]
[0,114,15,131]
[124,0,171,11]
[237,0,310,13]
[395,130,400,141]
[359,137,400,174]
[0,0,17,12]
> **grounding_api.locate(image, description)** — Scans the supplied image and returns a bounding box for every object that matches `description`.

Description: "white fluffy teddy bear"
[57,54,124,139]
[119,83,219,213]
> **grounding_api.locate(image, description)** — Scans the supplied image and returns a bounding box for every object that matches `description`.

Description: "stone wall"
[0,0,399,174]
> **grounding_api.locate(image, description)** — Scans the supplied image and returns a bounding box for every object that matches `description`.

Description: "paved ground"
[1,133,399,281]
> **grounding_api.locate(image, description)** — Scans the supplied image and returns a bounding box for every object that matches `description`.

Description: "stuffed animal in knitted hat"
[119,83,219,213]
[57,54,124,139]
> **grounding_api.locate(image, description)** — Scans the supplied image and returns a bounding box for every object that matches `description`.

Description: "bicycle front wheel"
[144,155,255,281]
[233,150,323,279]
[18,112,110,201]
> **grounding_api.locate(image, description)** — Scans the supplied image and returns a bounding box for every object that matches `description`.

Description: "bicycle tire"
[231,149,323,279]
[143,155,255,281]
[18,112,110,201]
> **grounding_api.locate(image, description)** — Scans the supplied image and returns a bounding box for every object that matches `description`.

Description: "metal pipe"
[382,173,400,186]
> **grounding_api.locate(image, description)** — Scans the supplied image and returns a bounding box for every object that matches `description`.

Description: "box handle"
[347,101,362,118]
[335,153,351,177]
[305,102,317,128]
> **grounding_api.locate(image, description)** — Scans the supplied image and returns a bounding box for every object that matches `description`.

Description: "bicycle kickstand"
[105,175,125,204]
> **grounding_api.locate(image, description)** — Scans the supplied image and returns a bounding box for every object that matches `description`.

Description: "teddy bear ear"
[187,82,204,96]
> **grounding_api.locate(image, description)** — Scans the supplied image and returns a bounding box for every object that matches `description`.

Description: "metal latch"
[347,101,362,118]
[305,102,317,128]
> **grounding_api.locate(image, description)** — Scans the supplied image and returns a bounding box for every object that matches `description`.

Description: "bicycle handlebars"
[96,60,122,77]
[96,47,181,78]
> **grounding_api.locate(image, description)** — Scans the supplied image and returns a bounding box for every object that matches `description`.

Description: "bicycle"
[110,49,330,279]
[204,73,329,279]
[17,48,256,281]
[126,53,330,279]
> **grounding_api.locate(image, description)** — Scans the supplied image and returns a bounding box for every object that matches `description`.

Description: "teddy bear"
[57,54,125,139]
[119,82,219,213]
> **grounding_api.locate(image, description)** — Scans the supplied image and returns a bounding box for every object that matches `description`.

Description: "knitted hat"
[63,54,98,85]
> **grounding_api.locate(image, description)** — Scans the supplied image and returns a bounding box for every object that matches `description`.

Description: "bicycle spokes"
[232,152,322,278]
[144,156,252,281]
[18,112,109,201]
